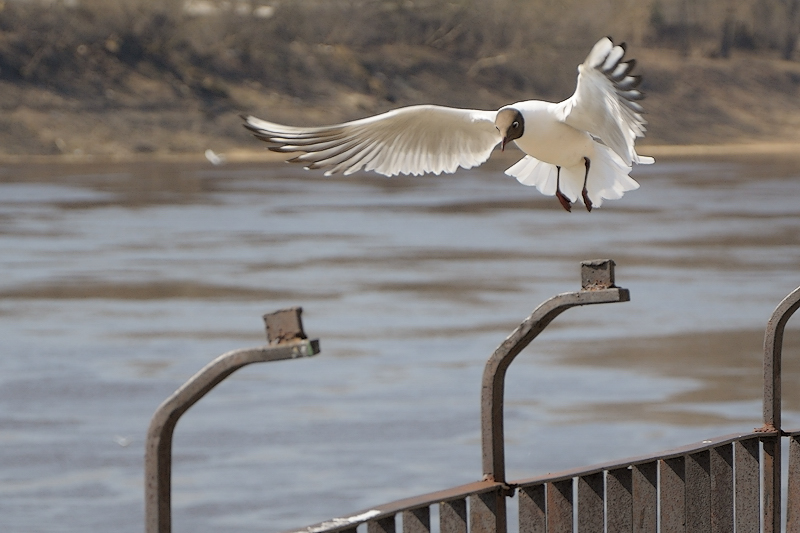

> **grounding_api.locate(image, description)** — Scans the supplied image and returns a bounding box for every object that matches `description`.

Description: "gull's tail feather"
[504,156,589,203]
[583,144,640,207]
[505,144,640,208]
[505,156,589,203]
[505,155,558,196]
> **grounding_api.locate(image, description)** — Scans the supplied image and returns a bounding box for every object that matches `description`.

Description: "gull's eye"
[512,121,519,129]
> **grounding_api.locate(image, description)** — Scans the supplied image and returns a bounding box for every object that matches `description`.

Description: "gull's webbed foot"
[582,188,593,212]
[556,189,572,212]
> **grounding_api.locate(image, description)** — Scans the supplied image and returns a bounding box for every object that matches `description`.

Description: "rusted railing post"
[145,308,320,533]
[481,259,629,484]
[478,259,629,532]
[761,286,800,533]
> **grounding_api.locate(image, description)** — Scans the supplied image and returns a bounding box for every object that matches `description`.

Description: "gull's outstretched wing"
[243,105,501,177]
[553,37,651,165]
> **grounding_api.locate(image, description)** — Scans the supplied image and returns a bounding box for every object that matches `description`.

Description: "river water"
[2,152,800,532]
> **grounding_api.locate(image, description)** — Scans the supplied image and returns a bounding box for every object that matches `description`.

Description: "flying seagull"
[242,37,653,212]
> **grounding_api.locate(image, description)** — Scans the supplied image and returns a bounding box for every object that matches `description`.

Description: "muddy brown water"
[1,153,800,532]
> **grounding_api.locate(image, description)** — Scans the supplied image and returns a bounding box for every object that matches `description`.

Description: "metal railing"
[145,259,800,533]
[144,308,320,533]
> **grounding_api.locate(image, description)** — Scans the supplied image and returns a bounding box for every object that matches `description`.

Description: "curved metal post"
[481,260,630,484]
[761,285,800,533]
[145,309,320,533]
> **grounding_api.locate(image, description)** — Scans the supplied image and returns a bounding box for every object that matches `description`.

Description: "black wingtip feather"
[609,62,635,81]
[616,75,642,90]
[622,90,645,101]
[621,99,645,113]
[594,41,647,106]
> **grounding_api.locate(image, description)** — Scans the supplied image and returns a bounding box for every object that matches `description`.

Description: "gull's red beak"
[501,137,507,152]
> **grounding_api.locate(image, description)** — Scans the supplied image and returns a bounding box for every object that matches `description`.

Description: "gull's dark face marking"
[495,108,524,151]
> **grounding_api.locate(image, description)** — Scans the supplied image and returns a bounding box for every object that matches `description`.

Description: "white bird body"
[243,37,653,211]
[510,100,595,168]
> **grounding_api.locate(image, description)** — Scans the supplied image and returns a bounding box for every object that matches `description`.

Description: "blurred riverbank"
[5,1,800,158]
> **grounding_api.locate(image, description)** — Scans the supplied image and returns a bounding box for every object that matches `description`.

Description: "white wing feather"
[244,105,501,177]
[553,37,650,166]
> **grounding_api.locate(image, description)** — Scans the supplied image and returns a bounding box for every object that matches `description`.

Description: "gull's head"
[495,108,524,152]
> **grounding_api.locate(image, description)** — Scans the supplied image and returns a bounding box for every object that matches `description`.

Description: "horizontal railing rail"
[279,480,506,533]
[511,430,772,486]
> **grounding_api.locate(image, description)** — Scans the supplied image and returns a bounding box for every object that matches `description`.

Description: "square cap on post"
[263,307,307,344]
[581,259,616,290]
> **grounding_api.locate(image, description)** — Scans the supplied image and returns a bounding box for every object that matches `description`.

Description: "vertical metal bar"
[710,444,733,533]
[577,472,604,533]
[787,436,800,533]
[368,516,396,533]
[480,260,629,483]
[439,499,467,533]
[469,489,507,533]
[546,479,573,533]
[607,467,633,533]
[632,462,657,533]
[762,285,800,533]
[763,285,800,431]
[659,457,686,533]
[519,484,546,533]
[734,438,760,533]
[402,507,431,533]
[763,437,780,533]
[685,451,711,533]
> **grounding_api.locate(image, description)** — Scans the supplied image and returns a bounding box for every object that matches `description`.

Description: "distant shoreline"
[1,143,798,166]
